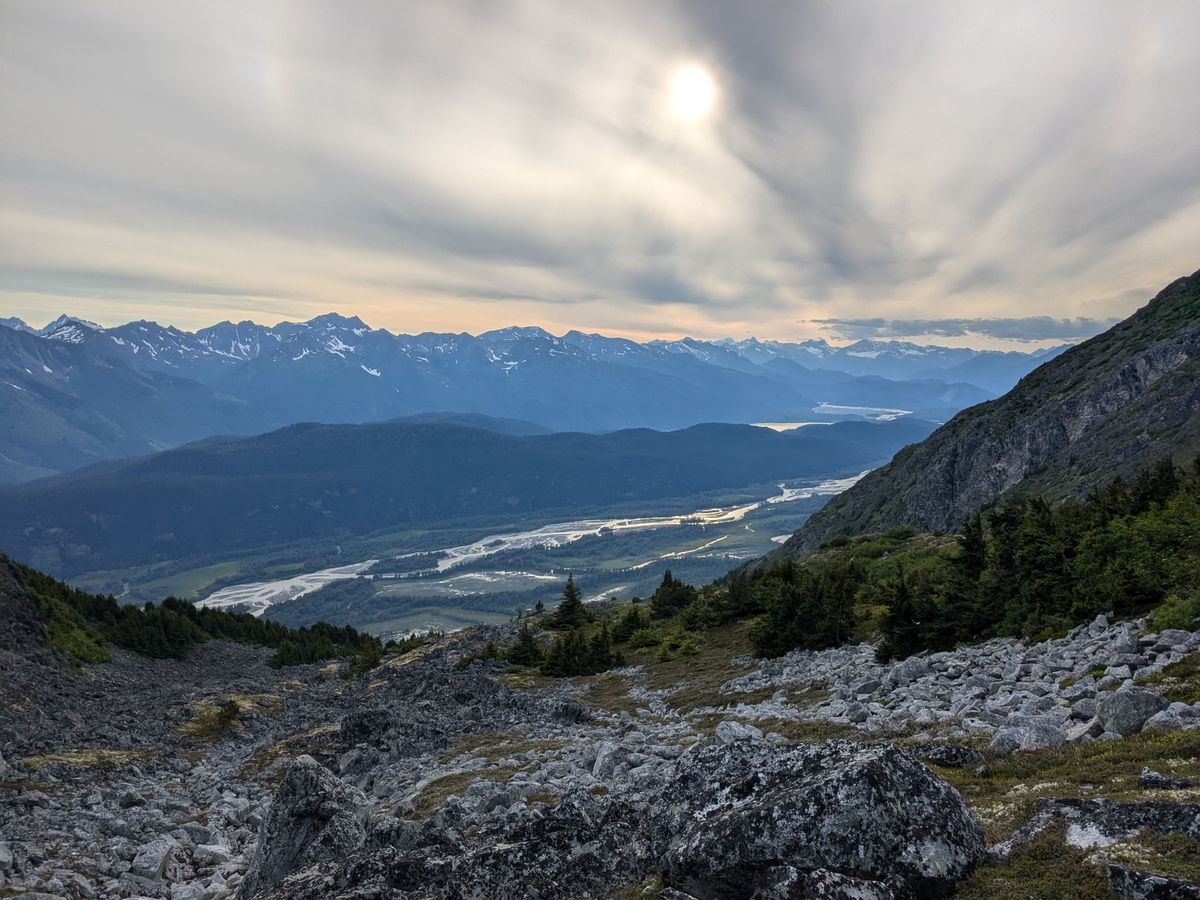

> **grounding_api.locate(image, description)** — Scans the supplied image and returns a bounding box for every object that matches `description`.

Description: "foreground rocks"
[252,740,985,898]
[3,612,1200,897]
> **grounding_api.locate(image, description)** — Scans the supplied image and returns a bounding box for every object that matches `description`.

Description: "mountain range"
[0,312,1061,484]
[781,268,1200,555]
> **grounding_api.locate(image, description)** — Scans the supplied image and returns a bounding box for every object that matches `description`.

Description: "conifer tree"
[550,574,587,629]
[505,622,544,667]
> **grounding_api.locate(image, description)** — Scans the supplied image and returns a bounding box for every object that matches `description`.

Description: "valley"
[195,472,864,636]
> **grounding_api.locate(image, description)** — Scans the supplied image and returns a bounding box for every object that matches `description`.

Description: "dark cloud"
[812,317,1121,342]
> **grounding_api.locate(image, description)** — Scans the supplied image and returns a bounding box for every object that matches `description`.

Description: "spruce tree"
[550,574,587,629]
[505,622,544,667]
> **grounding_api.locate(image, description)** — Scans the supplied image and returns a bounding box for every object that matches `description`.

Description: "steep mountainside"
[782,269,1200,554]
[0,325,268,485]
[0,418,932,578]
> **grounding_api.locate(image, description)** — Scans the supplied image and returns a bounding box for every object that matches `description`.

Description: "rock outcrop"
[238,756,369,898]
[256,740,985,898]
[656,741,985,897]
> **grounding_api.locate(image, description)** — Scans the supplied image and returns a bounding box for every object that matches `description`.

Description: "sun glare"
[670,64,716,120]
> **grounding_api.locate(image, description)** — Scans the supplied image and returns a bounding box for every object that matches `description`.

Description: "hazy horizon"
[3,306,1102,353]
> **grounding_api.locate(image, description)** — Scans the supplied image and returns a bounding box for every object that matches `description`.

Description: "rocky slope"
[4,567,1200,896]
[783,269,1200,555]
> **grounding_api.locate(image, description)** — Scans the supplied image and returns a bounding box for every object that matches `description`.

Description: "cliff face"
[783,269,1200,555]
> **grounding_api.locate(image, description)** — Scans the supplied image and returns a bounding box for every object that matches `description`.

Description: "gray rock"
[192,843,233,866]
[1139,768,1197,790]
[238,755,368,898]
[118,789,146,808]
[989,726,1026,754]
[993,798,1200,862]
[1097,687,1170,736]
[714,720,763,744]
[1143,711,1185,733]
[1019,723,1067,751]
[552,698,591,723]
[658,741,986,897]
[913,744,985,770]
[130,837,184,881]
[592,741,623,780]
[1070,697,1098,720]
[1151,629,1194,651]
[1109,864,1200,899]
[799,867,900,898]
[887,657,932,685]
[1066,718,1103,742]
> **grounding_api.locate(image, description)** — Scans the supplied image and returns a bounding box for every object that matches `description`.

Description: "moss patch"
[1147,652,1200,704]
[956,822,1110,899]
[444,732,567,765]
[938,729,1200,843]
[22,749,156,772]
[179,692,281,740]
[409,767,519,819]
[240,723,340,780]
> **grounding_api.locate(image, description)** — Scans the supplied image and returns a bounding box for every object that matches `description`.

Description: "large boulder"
[1097,688,1170,737]
[655,741,986,898]
[239,755,369,898]
[261,742,986,899]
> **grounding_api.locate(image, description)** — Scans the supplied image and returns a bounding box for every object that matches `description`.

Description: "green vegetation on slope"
[491,457,1200,676]
[14,561,379,669]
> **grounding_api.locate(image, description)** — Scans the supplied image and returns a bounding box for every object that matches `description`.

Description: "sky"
[1,1,1197,348]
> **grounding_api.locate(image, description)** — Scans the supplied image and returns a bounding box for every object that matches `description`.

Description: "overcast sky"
[1,1,1197,347]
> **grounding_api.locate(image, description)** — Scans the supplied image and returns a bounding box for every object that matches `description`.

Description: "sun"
[670,64,716,120]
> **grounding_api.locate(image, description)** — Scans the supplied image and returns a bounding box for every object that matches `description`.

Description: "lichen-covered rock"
[753,865,901,899]
[254,741,983,899]
[238,755,369,898]
[655,741,986,897]
[338,707,395,748]
[551,698,591,723]
[1140,768,1198,791]
[1108,864,1200,899]
[1097,688,1170,736]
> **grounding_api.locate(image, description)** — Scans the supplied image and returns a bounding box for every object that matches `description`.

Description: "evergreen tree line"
[876,456,1200,659]
[16,562,377,668]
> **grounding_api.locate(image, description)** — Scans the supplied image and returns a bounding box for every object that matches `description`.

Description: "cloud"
[0,1,1198,343]
[810,317,1122,343]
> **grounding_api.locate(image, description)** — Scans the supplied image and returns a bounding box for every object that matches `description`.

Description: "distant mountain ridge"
[780,269,1200,555]
[0,417,935,579]
[0,311,1055,483]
